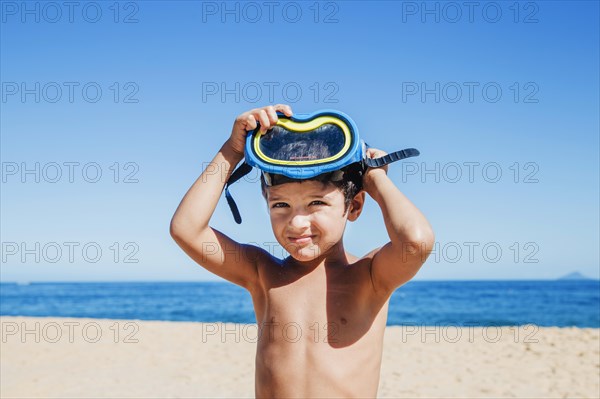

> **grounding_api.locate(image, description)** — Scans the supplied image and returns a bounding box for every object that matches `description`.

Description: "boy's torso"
[250,251,390,398]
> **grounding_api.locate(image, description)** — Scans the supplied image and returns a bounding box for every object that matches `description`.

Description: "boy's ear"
[347,191,366,222]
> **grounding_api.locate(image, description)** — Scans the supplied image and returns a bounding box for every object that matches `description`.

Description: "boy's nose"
[288,213,311,229]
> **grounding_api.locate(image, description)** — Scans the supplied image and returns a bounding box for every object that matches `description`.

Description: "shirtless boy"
[170,104,434,398]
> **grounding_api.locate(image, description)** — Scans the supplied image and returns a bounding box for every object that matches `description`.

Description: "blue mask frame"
[245,109,366,180]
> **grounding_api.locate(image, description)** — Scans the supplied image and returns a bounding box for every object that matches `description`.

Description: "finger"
[255,110,271,134]
[274,103,293,117]
[264,106,279,126]
[368,148,386,157]
[245,114,258,131]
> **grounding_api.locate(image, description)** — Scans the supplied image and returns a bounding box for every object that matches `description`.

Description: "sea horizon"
[2,280,598,328]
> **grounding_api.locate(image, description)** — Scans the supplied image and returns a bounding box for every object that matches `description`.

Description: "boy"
[170,104,434,398]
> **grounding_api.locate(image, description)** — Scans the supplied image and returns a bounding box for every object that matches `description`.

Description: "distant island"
[558,272,595,281]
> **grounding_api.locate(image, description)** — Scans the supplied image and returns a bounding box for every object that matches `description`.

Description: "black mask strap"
[224,162,253,224]
[364,148,420,168]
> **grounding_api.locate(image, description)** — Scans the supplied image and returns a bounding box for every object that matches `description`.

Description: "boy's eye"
[271,201,325,209]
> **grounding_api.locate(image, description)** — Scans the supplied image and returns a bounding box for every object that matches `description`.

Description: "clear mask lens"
[258,123,346,162]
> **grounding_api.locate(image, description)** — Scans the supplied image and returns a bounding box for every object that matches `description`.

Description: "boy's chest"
[253,267,386,346]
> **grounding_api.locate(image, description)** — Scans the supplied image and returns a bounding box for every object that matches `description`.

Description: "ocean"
[1,280,598,327]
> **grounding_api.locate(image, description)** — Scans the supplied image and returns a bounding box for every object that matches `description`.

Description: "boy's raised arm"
[170,105,293,291]
[363,148,435,294]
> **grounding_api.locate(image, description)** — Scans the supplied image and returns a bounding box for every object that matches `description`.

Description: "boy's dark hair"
[260,164,363,212]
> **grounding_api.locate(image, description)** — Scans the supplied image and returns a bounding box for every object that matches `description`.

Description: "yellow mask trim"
[253,116,352,166]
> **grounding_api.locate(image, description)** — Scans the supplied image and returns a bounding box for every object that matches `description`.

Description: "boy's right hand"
[226,104,293,156]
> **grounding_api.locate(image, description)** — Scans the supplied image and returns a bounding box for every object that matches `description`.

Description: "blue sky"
[1,1,598,281]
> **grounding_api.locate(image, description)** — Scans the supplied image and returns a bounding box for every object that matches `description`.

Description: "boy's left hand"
[362,148,389,196]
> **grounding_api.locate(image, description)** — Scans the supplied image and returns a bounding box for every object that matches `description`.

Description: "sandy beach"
[1,316,598,398]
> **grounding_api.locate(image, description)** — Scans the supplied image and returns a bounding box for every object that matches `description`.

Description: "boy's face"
[266,180,364,262]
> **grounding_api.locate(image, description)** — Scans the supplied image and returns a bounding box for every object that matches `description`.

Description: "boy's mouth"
[288,235,315,244]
